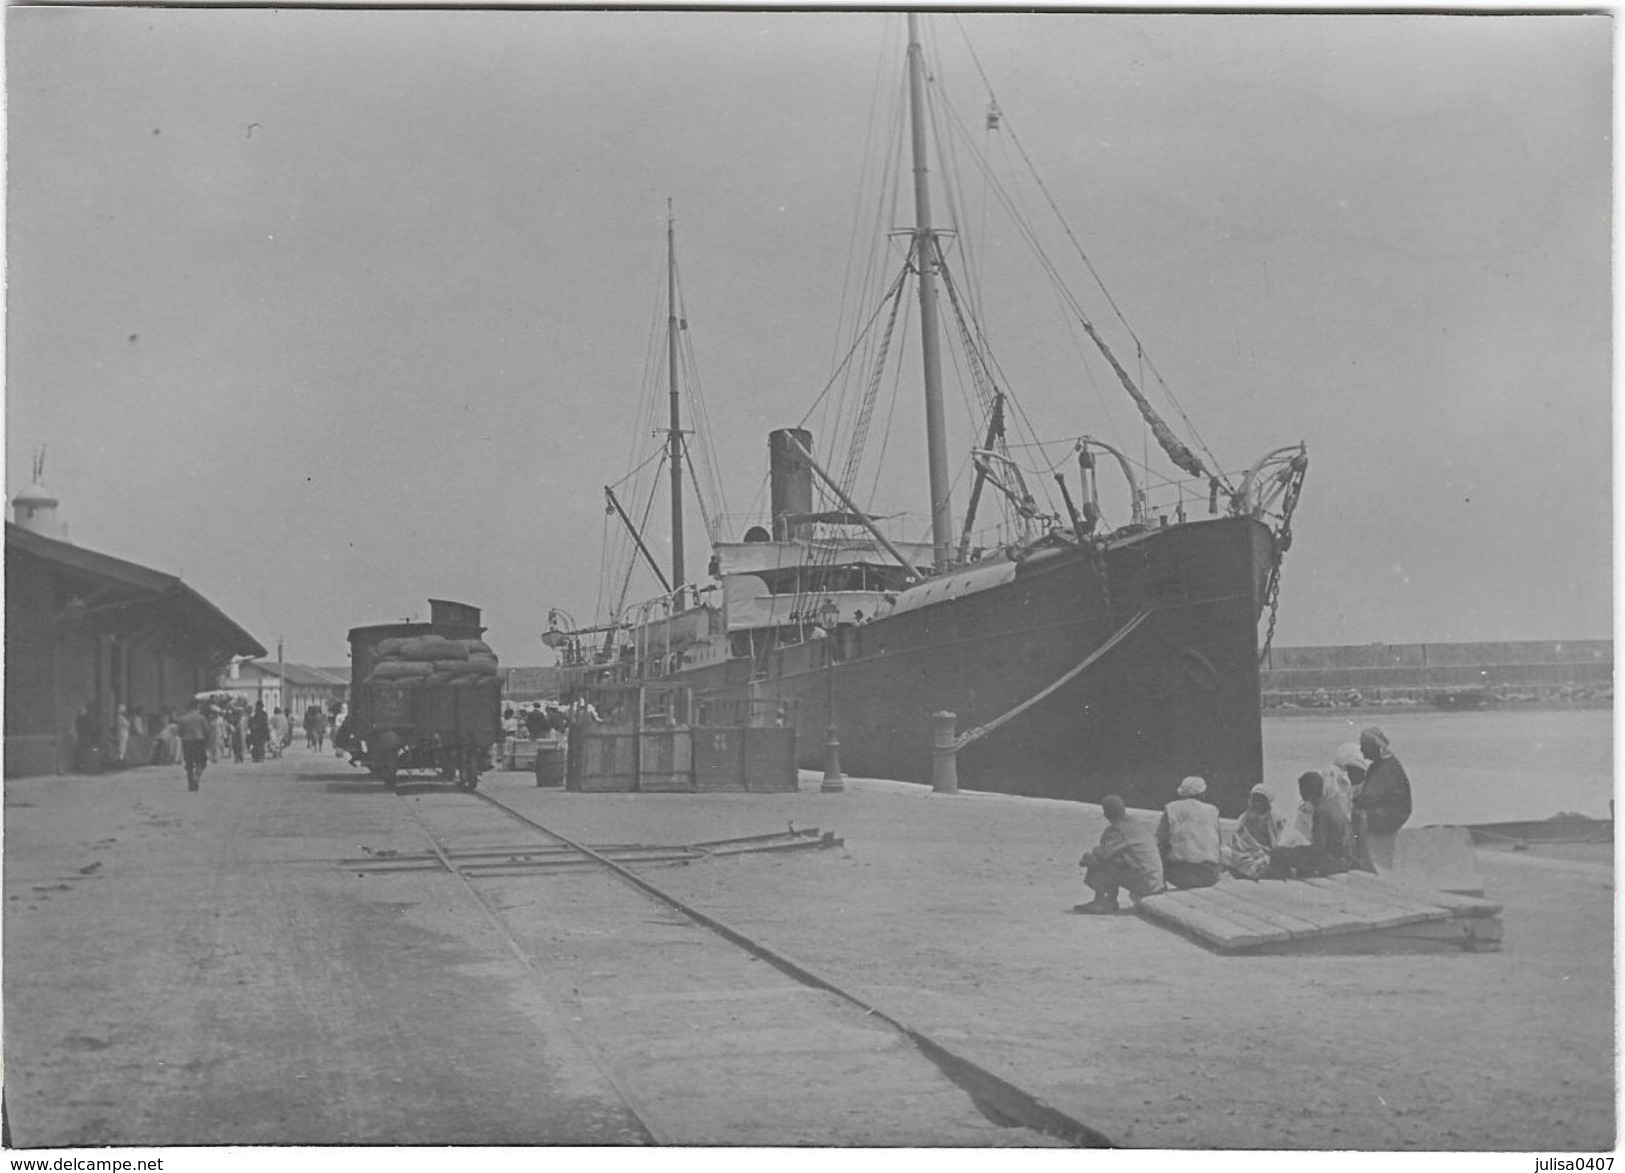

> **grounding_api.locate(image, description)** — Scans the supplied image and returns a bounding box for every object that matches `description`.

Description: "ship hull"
[668,515,1275,816]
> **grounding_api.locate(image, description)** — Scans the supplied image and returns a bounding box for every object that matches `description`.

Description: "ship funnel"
[769,428,815,541]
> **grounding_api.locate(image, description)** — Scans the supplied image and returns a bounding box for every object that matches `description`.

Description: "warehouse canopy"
[6,522,266,662]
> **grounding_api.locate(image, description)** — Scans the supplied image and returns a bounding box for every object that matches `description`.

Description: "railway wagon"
[345,598,501,788]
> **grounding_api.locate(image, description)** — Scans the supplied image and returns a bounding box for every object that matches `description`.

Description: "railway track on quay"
[370,781,1115,1148]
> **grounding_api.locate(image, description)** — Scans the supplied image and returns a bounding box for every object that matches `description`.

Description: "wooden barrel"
[534,739,566,787]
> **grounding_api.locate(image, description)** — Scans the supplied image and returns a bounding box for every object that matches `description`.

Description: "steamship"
[547,17,1306,816]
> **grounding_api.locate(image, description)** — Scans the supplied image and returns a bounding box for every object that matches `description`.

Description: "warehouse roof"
[6,522,266,660]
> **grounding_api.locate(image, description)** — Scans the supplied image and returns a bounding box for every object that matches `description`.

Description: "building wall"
[1264,640,1612,672]
[1261,640,1614,700]
[4,548,228,777]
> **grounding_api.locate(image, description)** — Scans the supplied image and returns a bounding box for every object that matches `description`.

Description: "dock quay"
[3,746,1612,1151]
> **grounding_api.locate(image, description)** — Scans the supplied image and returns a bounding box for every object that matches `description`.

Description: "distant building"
[218,661,348,718]
[5,500,265,776]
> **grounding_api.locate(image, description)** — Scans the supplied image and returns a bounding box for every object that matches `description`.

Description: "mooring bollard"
[932,710,959,794]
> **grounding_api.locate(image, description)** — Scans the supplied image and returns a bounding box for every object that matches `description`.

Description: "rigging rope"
[936,33,1232,489]
[837,274,910,499]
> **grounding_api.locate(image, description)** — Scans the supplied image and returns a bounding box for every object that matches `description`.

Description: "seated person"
[1156,775,1223,889]
[1074,794,1165,914]
[1327,742,1365,820]
[1223,784,1278,880]
[1269,771,1354,878]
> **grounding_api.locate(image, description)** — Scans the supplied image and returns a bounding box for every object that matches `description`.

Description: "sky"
[5,9,1612,668]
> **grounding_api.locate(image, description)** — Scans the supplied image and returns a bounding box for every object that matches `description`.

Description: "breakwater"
[1260,639,1611,709]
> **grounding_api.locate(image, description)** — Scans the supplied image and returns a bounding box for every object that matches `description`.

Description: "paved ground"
[4,746,1614,1150]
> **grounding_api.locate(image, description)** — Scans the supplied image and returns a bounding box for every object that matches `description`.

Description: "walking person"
[177,702,210,791]
[311,706,327,753]
[249,702,271,762]
[269,707,290,758]
[231,708,247,763]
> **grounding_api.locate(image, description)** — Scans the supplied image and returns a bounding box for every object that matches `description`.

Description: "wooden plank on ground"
[1135,892,1282,950]
[1305,874,1449,918]
[1208,880,1375,937]
[1248,883,1404,935]
[1191,884,1329,939]
[1347,872,1503,917]
[1384,916,1505,946]
[1190,886,1320,940]
[1295,876,1447,929]
[1158,885,1304,937]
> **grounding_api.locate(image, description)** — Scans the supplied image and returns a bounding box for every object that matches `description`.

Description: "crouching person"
[1074,795,1165,915]
[1270,771,1355,879]
[1157,775,1224,889]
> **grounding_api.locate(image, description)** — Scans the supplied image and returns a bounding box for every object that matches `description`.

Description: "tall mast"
[666,200,686,600]
[907,13,955,570]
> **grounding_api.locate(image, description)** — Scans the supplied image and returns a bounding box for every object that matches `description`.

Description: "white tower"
[12,448,64,539]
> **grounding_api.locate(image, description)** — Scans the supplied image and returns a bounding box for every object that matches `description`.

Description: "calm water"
[1261,708,1614,826]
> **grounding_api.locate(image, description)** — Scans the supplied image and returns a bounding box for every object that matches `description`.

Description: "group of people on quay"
[75,696,347,774]
[501,700,600,740]
[1073,726,1414,914]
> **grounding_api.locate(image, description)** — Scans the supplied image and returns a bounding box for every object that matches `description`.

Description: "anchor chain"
[1258,453,1308,665]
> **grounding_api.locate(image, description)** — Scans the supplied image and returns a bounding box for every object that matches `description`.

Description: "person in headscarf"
[1156,775,1223,889]
[1269,771,1354,878]
[1224,784,1279,880]
[1325,742,1365,820]
[1354,727,1412,834]
[1074,794,1165,914]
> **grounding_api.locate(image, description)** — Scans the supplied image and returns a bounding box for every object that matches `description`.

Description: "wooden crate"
[638,728,693,792]
[568,727,637,792]
[743,726,798,792]
[692,727,747,792]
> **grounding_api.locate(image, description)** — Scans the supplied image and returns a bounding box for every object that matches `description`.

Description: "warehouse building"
[4,478,265,777]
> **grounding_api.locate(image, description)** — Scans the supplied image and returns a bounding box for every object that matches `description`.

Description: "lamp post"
[816,597,844,792]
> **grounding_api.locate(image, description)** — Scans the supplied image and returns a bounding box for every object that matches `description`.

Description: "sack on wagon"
[368,660,433,681]
[399,638,469,662]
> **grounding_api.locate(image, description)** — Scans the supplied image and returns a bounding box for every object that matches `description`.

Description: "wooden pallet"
[1136,871,1503,954]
